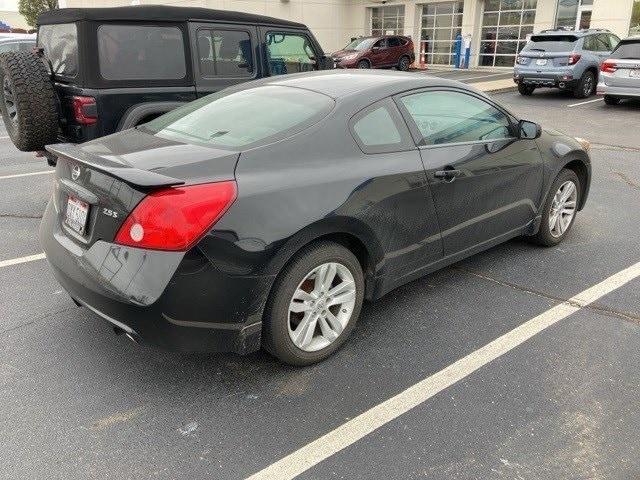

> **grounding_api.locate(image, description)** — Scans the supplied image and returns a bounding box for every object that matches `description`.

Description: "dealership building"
[61,0,639,68]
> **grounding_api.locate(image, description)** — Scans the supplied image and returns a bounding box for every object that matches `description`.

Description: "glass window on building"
[420,1,464,65]
[480,0,538,67]
[630,0,640,36]
[556,0,593,30]
[371,5,405,36]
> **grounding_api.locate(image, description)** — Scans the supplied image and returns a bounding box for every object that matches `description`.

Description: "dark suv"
[331,35,415,70]
[0,5,332,163]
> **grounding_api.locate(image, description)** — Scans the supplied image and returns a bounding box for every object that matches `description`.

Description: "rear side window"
[196,29,253,77]
[583,35,610,52]
[266,32,317,75]
[522,35,578,53]
[350,100,412,154]
[38,23,78,77]
[388,37,401,47]
[142,85,334,149]
[612,40,640,59]
[97,25,186,80]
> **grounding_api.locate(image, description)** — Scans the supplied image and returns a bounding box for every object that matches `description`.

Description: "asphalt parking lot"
[1,86,640,480]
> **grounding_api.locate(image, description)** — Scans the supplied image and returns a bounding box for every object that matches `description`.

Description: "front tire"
[604,95,621,105]
[530,169,580,247]
[573,71,595,99]
[262,241,364,366]
[357,59,370,69]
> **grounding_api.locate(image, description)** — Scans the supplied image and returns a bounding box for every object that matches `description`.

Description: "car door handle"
[434,169,461,181]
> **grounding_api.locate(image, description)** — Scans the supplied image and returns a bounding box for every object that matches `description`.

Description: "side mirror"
[318,55,335,70]
[519,120,541,139]
[372,46,380,52]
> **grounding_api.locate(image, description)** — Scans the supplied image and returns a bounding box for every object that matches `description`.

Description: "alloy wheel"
[287,262,356,352]
[2,77,17,126]
[549,180,577,238]
[583,75,593,96]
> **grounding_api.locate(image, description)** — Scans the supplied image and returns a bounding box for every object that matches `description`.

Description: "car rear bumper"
[40,199,273,354]
[596,83,640,98]
[514,71,577,89]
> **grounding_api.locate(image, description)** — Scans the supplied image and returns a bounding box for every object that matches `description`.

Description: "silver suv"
[597,37,640,105]
[514,28,620,98]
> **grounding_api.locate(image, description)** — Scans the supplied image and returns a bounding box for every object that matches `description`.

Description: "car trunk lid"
[47,128,240,248]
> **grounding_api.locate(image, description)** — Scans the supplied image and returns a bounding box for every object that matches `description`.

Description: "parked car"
[0,34,35,53]
[0,5,333,164]
[597,36,640,105]
[332,35,415,70]
[514,28,620,98]
[40,70,592,366]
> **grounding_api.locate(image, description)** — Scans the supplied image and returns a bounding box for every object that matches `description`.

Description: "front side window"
[400,90,512,146]
[38,23,78,77]
[98,25,186,81]
[266,32,316,75]
[197,29,253,77]
[141,85,334,149]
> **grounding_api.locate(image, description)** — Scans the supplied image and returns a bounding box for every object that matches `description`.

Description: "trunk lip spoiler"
[46,143,185,189]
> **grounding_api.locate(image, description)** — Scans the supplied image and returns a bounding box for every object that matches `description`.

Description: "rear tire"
[0,51,58,151]
[604,95,621,105]
[518,84,535,96]
[573,71,595,99]
[262,241,364,366]
[397,55,410,71]
[357,59,370,69]
[530,169,581,247]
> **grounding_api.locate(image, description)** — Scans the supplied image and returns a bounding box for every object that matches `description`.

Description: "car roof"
[37,5,306,28]
[252,70,480,101]
[533,28,611,38]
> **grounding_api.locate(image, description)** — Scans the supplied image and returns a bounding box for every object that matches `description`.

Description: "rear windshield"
[611,41,640,59]
[37,23,78,77]
[522,35,578,53]
[97,25,186,80]
[141,85,334,149]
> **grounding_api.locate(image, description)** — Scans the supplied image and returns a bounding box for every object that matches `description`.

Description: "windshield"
[343,38,377,51]
[611,41,640,59]
[522,35,578,53]
[141,85,334,149]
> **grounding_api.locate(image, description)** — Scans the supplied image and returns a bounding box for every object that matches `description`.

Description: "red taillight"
[71,96,97,125]
[568,53,581,65]
[600,60,617,73]
[114,181,237,251]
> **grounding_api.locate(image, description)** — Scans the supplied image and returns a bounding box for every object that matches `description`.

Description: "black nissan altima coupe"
[40,70,591,365]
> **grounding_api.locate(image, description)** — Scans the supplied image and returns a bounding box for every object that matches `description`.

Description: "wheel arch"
[116,101,185,131]
[264,216,385,301]
[561,156,591,210]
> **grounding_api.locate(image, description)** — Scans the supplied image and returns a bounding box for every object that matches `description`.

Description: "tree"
[18,0,58,28]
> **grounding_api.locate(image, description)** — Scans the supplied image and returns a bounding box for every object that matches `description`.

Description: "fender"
[117,101,186,131]
[262,215,386,299]
[536,134,592,215]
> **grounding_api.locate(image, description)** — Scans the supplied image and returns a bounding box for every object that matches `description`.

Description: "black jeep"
[0,5,332,163]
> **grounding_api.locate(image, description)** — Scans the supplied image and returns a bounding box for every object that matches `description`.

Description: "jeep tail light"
[568,53,581,65]
[600,60,617,73]
[72,96,97,125]
[114,181,237,251]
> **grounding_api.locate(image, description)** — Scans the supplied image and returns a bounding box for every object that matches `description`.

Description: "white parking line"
[0,170,53,180]
[0,253,46,269]
[246,261,640,480]
[568,98,602,108]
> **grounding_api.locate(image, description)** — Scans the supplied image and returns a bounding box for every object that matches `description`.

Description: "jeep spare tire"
[0,51,58,151]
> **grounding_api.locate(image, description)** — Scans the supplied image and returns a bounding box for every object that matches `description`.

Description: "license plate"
[630,70,640,78]
[536,59,547,66]
[65,197,89,234]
